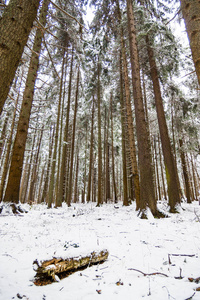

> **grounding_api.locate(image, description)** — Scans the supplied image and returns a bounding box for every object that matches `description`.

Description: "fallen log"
[33,249,109,285]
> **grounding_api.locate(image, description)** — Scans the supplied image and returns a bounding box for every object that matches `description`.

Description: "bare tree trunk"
[41,126,55,203]
[179,138,192,203]
[119,54,128,206]
[0,0,40,115]
[116,0,140,210]
[126,0,157,216]
[0,113,9,160]
[110,94,118,203]
[48,52,66,208]
[59,48,73,203]
[67,67,80,206]
[146,35,181,211]
[180,0,200,85]
[0,95,19,201]
[3,0,49,203]
[87,98,95,203]
[97,60,102,206]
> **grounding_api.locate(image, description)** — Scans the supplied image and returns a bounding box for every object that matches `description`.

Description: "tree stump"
[33,249,109,285]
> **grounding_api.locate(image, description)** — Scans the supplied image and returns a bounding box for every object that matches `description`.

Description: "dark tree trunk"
[180,0,200,85]
[146,35,181,211]
[0,0,41,115]
[3,0,49,204]
[126,0,157,216]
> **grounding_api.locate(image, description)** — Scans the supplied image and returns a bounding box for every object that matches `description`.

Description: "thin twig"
[49,0,87,30]
[128,268,168,277]
[165,8,181,26]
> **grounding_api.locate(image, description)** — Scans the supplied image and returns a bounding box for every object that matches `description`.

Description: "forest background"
[0,0,200,216]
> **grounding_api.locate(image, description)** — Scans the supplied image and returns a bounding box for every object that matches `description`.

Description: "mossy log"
[33,249,109,283]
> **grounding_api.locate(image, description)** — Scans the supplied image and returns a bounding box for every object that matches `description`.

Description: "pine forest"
[0,0,200,299]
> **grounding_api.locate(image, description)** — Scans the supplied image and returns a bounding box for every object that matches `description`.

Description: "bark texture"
[0,0,40,115]
[126,0,157,215]
[146,35,181,211]
[3,0,49,203]
[181,0,200,85]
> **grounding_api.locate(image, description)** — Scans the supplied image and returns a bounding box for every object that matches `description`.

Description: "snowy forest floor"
[0,201,200,300]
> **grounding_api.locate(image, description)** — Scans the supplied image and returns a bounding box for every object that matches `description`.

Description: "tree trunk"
[48,52,66,208]
[126,0,157,216]
[110,94,118,203]
[67,67,80,206]
[59,49,74,203]
[87,98,95,203]
[97,60,102,206]
[119,53,128,206]
[0,0,41,115]
[117,0,140,210]
[180,0,200,85]
[179,138,192,203]
[146,35,181,211]
[3,0,49,204]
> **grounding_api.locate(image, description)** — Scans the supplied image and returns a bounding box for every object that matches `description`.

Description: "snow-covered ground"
[0,201,200,300]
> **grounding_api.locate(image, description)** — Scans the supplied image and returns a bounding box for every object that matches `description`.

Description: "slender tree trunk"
[59,49,74,203]
[0,95,19,201]
[67,67,80,206]
[73,151,79,203]
[179,138,192,203]
[158,135,167,200]
[0,113,9,160]
[3,0,49,203]
[119,54,128,206]
[48,52,65,208]
[146,35,181,211]
[154,136,161,201]
[110,94,118,203]
[27,126,43,204]
[126,0,157,216]
[0,0,41,115]
[41,126,55,203]
[105,103,111,202]
[97,60,102,206]
[116,0,140,210]
[180,0,200,85]
[87,98,95,203]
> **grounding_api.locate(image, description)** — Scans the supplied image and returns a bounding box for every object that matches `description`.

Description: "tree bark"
[3,0,49,203]
[87,98,95,203]
[180,0,200,85]
[67,67,80,206]
[119,54,128,206]
[97,60,102,206]
[146,35,181,211]
[0,0,40,115]
[116,0,140,210]
[126,0,157,216]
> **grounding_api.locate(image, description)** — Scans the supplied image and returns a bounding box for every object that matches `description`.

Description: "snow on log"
[33,249,109,284]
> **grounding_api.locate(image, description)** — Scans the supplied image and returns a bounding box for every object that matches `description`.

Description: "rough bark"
[87,98,95,203]
[67,68,80,206]
[3,0,49,204]
[117,0,140,210]
[180,0,200,85]
[119,54,128,206]
[97,60,102,206]
[110,94,118,203]
[0,0,40,115]
[179,138,192,203]
[126,0,157,215]
[146,35,181,211]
